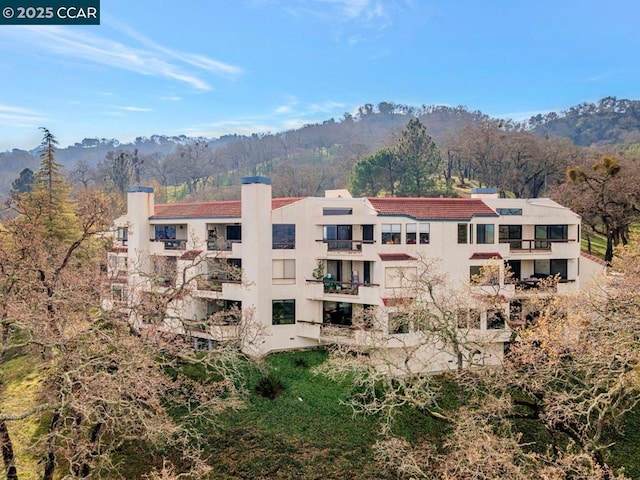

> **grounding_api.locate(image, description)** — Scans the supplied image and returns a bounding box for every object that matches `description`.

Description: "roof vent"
[471,187,499,199]
[242,176,271,185]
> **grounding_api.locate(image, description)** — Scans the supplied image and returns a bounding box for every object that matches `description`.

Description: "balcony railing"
[511,277,576,293]
[150,239,187,250]
[196,276,241,291]
[317,239,375,252]
[207,239,240,251]
[500,238,574,252]
[306,278,380,296]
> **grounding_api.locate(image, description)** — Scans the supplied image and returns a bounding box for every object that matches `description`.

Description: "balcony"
[183,318,241,342]
[500,238,576,254]
[150,238,187,251]
[305,279,380,304]
[511,277,576,296]
[207,239,241,251]
[317,239,374,253]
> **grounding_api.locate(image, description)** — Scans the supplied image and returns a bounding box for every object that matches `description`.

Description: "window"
[206,258,242,282]
[499,225,522,249]
[506,260,521,282]
[154,225,176,240]
[110,284,127,303]
[363,261,371,284]
[534,259,568,280]
[207,300,242,324]
[382,224,401,244]
[272,300,295,325]
[535,225,568,248]
[457,224,468,244]
[117,227,128,245]
[406,223,429,244]
[419,223,430,244]
[470,265,499,285]
[456,308,480,329]
[388,312,410,334]
[151,256,177,287]
[487,309,506,330]
[323,301,352,326]
[324,225,353,250]
[476,224,495,244]
[108,254,127,274]
[496,208,523,216]
[362,225,374,243]
[273,224,295,249]
[323,207,352,215]
[273,259,295,282]
[469,266,482,282]
[406,223,417,244]
[226,225,241,242]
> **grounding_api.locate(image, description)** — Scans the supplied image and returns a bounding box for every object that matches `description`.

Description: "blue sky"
[0,0,639,151]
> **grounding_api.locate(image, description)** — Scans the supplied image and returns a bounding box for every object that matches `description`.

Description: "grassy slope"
[206,350,391,480]
[0,355,43,480]
[4,350,638,479]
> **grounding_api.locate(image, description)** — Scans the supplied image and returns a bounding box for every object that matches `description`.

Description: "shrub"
[255,372,284,400]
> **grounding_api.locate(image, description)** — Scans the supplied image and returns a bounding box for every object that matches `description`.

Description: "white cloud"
[158,96,182,102]
[182,98,347,138]
[273,0,390,26]
[0,104,47,127]
[0,24,242,92]
[117,106,153,112]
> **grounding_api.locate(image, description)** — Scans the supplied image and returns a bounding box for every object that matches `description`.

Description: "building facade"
[106,177,590,371]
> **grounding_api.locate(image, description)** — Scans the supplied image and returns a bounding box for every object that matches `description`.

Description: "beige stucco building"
[106,177,599,371]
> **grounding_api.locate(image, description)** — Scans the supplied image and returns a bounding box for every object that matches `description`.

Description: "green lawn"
[581,230,607,259]
[205,350,392,479]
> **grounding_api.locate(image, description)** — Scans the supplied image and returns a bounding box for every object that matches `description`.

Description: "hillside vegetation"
[4,97,640,201]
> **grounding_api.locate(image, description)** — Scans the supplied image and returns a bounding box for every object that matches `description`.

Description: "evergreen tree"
[10,167,34,196]
[31,128,76,240]
[349,119,443,197]
[395,118,441,196]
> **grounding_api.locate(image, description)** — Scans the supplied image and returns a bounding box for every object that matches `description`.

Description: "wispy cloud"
[280,0,385,21]
[0,104,47,127]
[0,24,242,92]
[307,100,345,113]
[116,106,153,112]
[107,20,242,80]
[158,96,182,102]
[274,95,300,114]
[183,98,346,138]
[586,71,620,82]
[274,97,344,116]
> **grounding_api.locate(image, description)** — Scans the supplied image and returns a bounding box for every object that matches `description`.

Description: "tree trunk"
[0,420,18,480]
[42,412,60,480]
[605,226,614,264]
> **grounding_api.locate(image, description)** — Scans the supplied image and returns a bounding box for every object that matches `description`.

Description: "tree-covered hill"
[3,97,640,200]
[529,96,640,146]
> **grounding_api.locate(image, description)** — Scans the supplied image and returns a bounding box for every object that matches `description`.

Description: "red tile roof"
[469,252,503,260]
[179,250,203,261]
[379,253,417,261]
[580,252,607,266]
[152,198,303,219]
[367,197,497,220]
[382,297,415,307]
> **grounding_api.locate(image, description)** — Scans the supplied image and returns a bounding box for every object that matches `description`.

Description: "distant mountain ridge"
[2,97,639,197]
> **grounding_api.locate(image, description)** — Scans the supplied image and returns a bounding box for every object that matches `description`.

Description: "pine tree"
[30,127,77,240]
[395,118,441,196]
